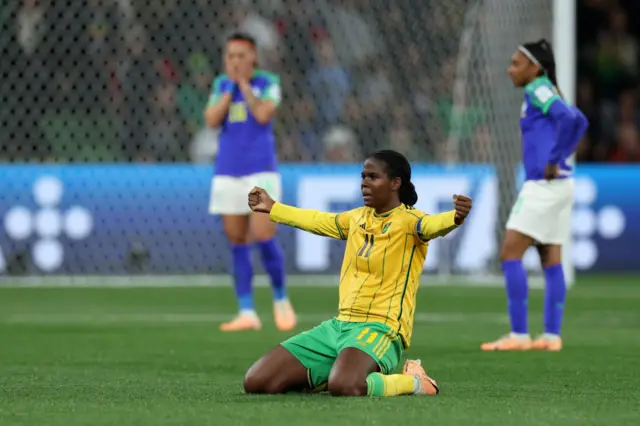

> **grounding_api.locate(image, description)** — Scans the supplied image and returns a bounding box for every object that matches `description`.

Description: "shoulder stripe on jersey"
[403,210,421,220]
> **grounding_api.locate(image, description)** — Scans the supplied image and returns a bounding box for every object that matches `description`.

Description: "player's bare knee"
[500,244,520,262]
[222,216,250,245]
[225,229,250,245]
[327,377,367,397]
[537,245,561,268]
[500,230,531,262]
[251,221,276,242]
[243,370,271,394]
[500,240,526,261]
[244,364,290,394]
[252,230,275,243]
[243,366,262,394]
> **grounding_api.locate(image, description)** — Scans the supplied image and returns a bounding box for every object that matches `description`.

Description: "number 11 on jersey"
[357,234,375,258]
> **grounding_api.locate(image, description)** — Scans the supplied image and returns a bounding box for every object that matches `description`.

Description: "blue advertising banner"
[0,164,635,274]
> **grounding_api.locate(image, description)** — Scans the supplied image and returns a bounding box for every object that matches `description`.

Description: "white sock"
[412,376,422,394]
[239,309,257,317]
[543,332,560,340]
[510,332,530,340]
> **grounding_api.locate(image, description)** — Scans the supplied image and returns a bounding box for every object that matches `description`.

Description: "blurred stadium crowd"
[0,0,638,164]
[577,0,640,162]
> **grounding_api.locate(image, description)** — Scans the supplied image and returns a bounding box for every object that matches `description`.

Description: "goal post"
[553,0,577,286]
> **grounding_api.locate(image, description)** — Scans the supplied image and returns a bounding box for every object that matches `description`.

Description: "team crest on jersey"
[520,101,527,118]
[381,223,392,234]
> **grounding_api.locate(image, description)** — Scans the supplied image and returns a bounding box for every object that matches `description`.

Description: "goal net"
[0,0,567,285]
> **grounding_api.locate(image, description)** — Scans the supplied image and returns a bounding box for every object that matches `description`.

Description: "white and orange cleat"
[531,334,563,351]
[402,359,439,395]
[219,312,262,332]
[273,299,297,331]
[480,333,532,351]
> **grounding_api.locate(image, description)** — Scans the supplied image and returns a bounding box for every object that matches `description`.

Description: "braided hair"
[369,150,418,207]
[519,39,563,97]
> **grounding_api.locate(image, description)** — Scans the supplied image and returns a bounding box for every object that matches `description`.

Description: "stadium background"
[0,0,639,279]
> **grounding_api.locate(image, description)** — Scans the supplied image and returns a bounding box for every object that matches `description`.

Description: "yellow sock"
[366,373,415,396]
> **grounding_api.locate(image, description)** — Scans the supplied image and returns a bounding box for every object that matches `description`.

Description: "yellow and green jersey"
[270,203,459,348]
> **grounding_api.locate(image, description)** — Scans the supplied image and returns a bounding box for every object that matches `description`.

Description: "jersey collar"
[373,204,405,218]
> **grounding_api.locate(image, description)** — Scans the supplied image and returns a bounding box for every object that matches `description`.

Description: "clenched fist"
[452,194,472,225]
[248,187,276,213]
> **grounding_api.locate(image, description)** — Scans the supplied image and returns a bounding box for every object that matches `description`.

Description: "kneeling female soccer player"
[244,150,472,396]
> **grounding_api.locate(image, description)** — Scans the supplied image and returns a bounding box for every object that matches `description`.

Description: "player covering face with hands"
[244,150,472,397]
[481,39,589,352]
[204,33,294,332]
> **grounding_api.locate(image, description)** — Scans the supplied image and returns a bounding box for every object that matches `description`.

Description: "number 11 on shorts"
[357,328,378,344]
[356,327,391,358]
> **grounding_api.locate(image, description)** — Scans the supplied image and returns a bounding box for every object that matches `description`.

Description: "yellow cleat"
[481,334,532,351]
[402,359,439,395]
[531,335,563,351]
[273,299,297,331]
[219,313,262,332]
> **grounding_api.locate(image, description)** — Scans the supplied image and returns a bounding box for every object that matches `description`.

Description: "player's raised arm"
[248,187,349,240]
[415,195,472,242]
[237,71,280,125]
[204,75,235,128]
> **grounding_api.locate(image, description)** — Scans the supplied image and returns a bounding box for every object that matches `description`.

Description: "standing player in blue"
[204,33,296,332]
[481,39,589,351]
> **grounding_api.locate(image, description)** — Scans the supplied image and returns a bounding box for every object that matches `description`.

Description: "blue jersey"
[520,76,589,181]
[208,70,281,177]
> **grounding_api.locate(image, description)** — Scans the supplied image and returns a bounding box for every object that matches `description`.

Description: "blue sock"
[543,264,566,335]
[502,259,528,334]
[257,239,287,301]
[231,244,254,311]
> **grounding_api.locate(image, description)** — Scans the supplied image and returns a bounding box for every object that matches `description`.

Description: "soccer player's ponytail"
[399,180,419,207]
[369,150,419,208]
[520,39,564,98]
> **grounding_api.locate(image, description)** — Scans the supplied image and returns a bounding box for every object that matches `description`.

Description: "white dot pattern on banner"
[597,206,626,240]
[571,207,597,238]
[35,208,63,239]
[573,178,597,205]
[4,207,33,240]
[64,207,94,240]
[3,175,94,272]
[572,238,598,270]
[32,239,64,272]
[33,176,64,208]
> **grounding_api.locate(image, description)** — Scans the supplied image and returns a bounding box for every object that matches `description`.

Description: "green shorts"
[281,318,404,389]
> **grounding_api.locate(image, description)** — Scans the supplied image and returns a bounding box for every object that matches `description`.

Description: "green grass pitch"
[1,276,639,426]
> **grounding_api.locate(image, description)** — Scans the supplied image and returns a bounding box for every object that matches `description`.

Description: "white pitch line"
[0,274,524,288]
[0,312,509,325]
